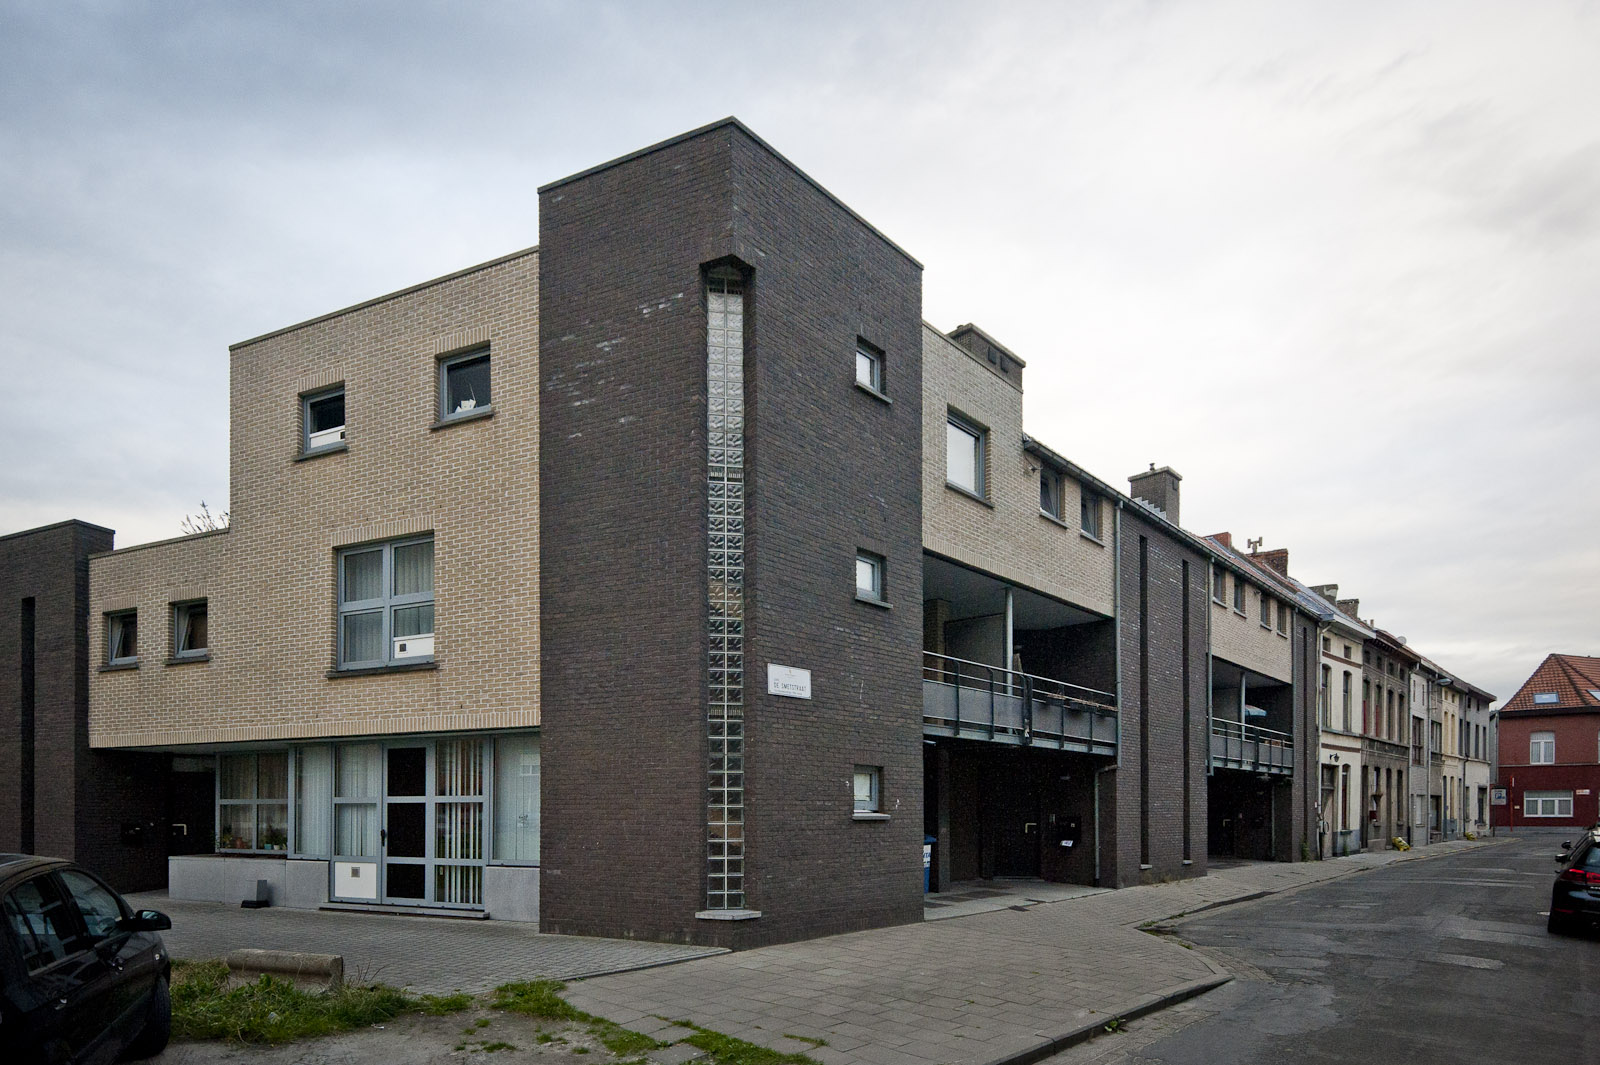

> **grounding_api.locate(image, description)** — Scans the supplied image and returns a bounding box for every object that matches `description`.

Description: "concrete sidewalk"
[566,839,1503,1065]
[126,892,726,994]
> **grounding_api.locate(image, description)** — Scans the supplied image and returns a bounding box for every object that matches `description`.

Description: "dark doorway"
[989,778,1041,877]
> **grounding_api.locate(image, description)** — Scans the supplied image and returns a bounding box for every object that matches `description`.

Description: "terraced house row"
[0,120,1492,948]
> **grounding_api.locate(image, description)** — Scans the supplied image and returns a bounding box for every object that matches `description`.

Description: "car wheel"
[122,975,171,1060]
[1547,912,1574,936]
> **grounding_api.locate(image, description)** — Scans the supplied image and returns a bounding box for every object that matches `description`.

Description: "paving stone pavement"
[125,892,726,994]
[565,840,1504,1065]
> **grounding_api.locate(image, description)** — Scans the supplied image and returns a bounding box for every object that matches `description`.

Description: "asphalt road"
[1046,836,1599,1065]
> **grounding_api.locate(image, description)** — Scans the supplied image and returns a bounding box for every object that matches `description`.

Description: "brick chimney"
[1128,464,1181,525]
[1252,548,1289,576]
[1211,531,1233,549]
[1310,583,1338,601]
[1336,598,1361,621]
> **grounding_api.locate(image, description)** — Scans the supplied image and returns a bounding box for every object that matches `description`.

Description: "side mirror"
[119,909,172,932]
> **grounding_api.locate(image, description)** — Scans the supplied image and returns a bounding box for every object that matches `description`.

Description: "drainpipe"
[1097,498,1125,887]
[1004,587,1015,672]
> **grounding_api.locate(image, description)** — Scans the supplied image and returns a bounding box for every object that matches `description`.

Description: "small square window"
[440,348,491,420]
[1040,469,1064,520]
[946,412,986,497]
[1343,644,1352,659]
[303,387,345,452]
[173,600,208,657]
[1080,488,1102,540]
[855,551,885,603]
[106,611,137,665]
[855,340,884,394]
[853,765,882,813]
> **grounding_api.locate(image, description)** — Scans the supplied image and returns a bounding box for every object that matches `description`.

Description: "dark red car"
[0,854,172,1063]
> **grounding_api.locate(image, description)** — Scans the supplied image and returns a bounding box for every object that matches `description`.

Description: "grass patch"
[492,980,666,1056]
[171,959,470,1045]
[782,1033,828,1047]
[675,1019,820,1065]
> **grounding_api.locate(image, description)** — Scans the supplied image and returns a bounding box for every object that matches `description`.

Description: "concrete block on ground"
[225,948,344,992]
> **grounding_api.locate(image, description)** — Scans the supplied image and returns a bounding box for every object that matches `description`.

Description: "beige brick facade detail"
[1208,571,1292,682]
[90,250,541,749]
[920,324,1114,616]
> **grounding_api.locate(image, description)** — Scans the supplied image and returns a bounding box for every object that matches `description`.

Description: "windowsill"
[1277,631,1290,640]
[854,381,892,404]
[945,482,992,508]
[855,594,892,610]
[216,850,289,857]
[1233,608,1247,617]
[432,406,494,430]
[295,442,349,462]
[1080,530,1105,547]
[165,653,212,666]
[99,660,139,672]
[1211,597,1226,606]
[852,812,891,822]
[696,908,762,921]
[327,660,439,679]
[1039,510,1071,529]
[1260,622,1273,631]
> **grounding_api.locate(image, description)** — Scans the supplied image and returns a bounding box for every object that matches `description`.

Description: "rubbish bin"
[923,835,936,893]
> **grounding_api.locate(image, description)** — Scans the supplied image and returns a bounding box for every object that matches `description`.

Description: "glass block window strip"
[705,269,747,910]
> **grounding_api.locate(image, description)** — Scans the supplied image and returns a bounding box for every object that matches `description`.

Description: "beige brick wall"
[920,325,1114,617]
[90,250,541,748]
[1208,570,1292,683]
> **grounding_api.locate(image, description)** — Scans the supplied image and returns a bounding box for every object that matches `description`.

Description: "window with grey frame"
[855,338,884,395]
[171,599,208,658]
[302,386,346,453]
[1039,468,1064,520]
[946,412,985,497]
[1232,577,1245,612]
[855,550,885,603]
[439,348,491,421]
[106,610,137,665]
[1080,487,1102,539]
[1212,568,1226,602]
[853,765,882,814]
[337,536,434,668]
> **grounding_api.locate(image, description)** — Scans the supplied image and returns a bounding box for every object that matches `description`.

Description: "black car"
[1548,830,1600,936]
[0,855,172,1063]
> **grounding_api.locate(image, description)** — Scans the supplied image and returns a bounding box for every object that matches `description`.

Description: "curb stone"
[979,975,1232,1065]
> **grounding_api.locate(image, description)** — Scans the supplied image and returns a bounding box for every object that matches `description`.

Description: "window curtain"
[294,747,332,857]
[393,541,433,597]
[493,735,540,862]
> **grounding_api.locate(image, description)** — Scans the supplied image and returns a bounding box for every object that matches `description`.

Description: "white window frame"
[171,599,208,659]
[853,765,882,814]
[1524,791,1573,818]
[855,550,885,604]
[439,347,492,421]
[337,536,435,670]
[105,610,137,666]
[946,412,986,497]
[302,385,346,453]
[854,339,885,395]
[1530,731,1555,765]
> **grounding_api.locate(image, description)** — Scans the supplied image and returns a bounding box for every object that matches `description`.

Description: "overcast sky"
[2,1,1595,704]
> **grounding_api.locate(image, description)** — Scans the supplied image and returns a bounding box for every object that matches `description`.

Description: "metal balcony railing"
[921,652,1117,755]
[1209,717,1294,775]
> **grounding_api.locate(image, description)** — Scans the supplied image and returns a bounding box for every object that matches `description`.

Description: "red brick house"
[1495,654,1600,830]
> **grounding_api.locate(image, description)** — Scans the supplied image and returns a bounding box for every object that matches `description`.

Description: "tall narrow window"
[1040,469,1063,520]
[1080,488,1103,540]
[303,386,346,452]
[1233,578,1245,612]
[439,348,491,420]
[1320,664,1331,727]
[1341,671,1352,731]
[493,735,540,862]
[705,265,747,912]
[105,611,137,665]
[293,746,332,857]
[1260,594,1271,627]
[1212,569,1226,602]
[337,537,434,668]
[946,412,985,497]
